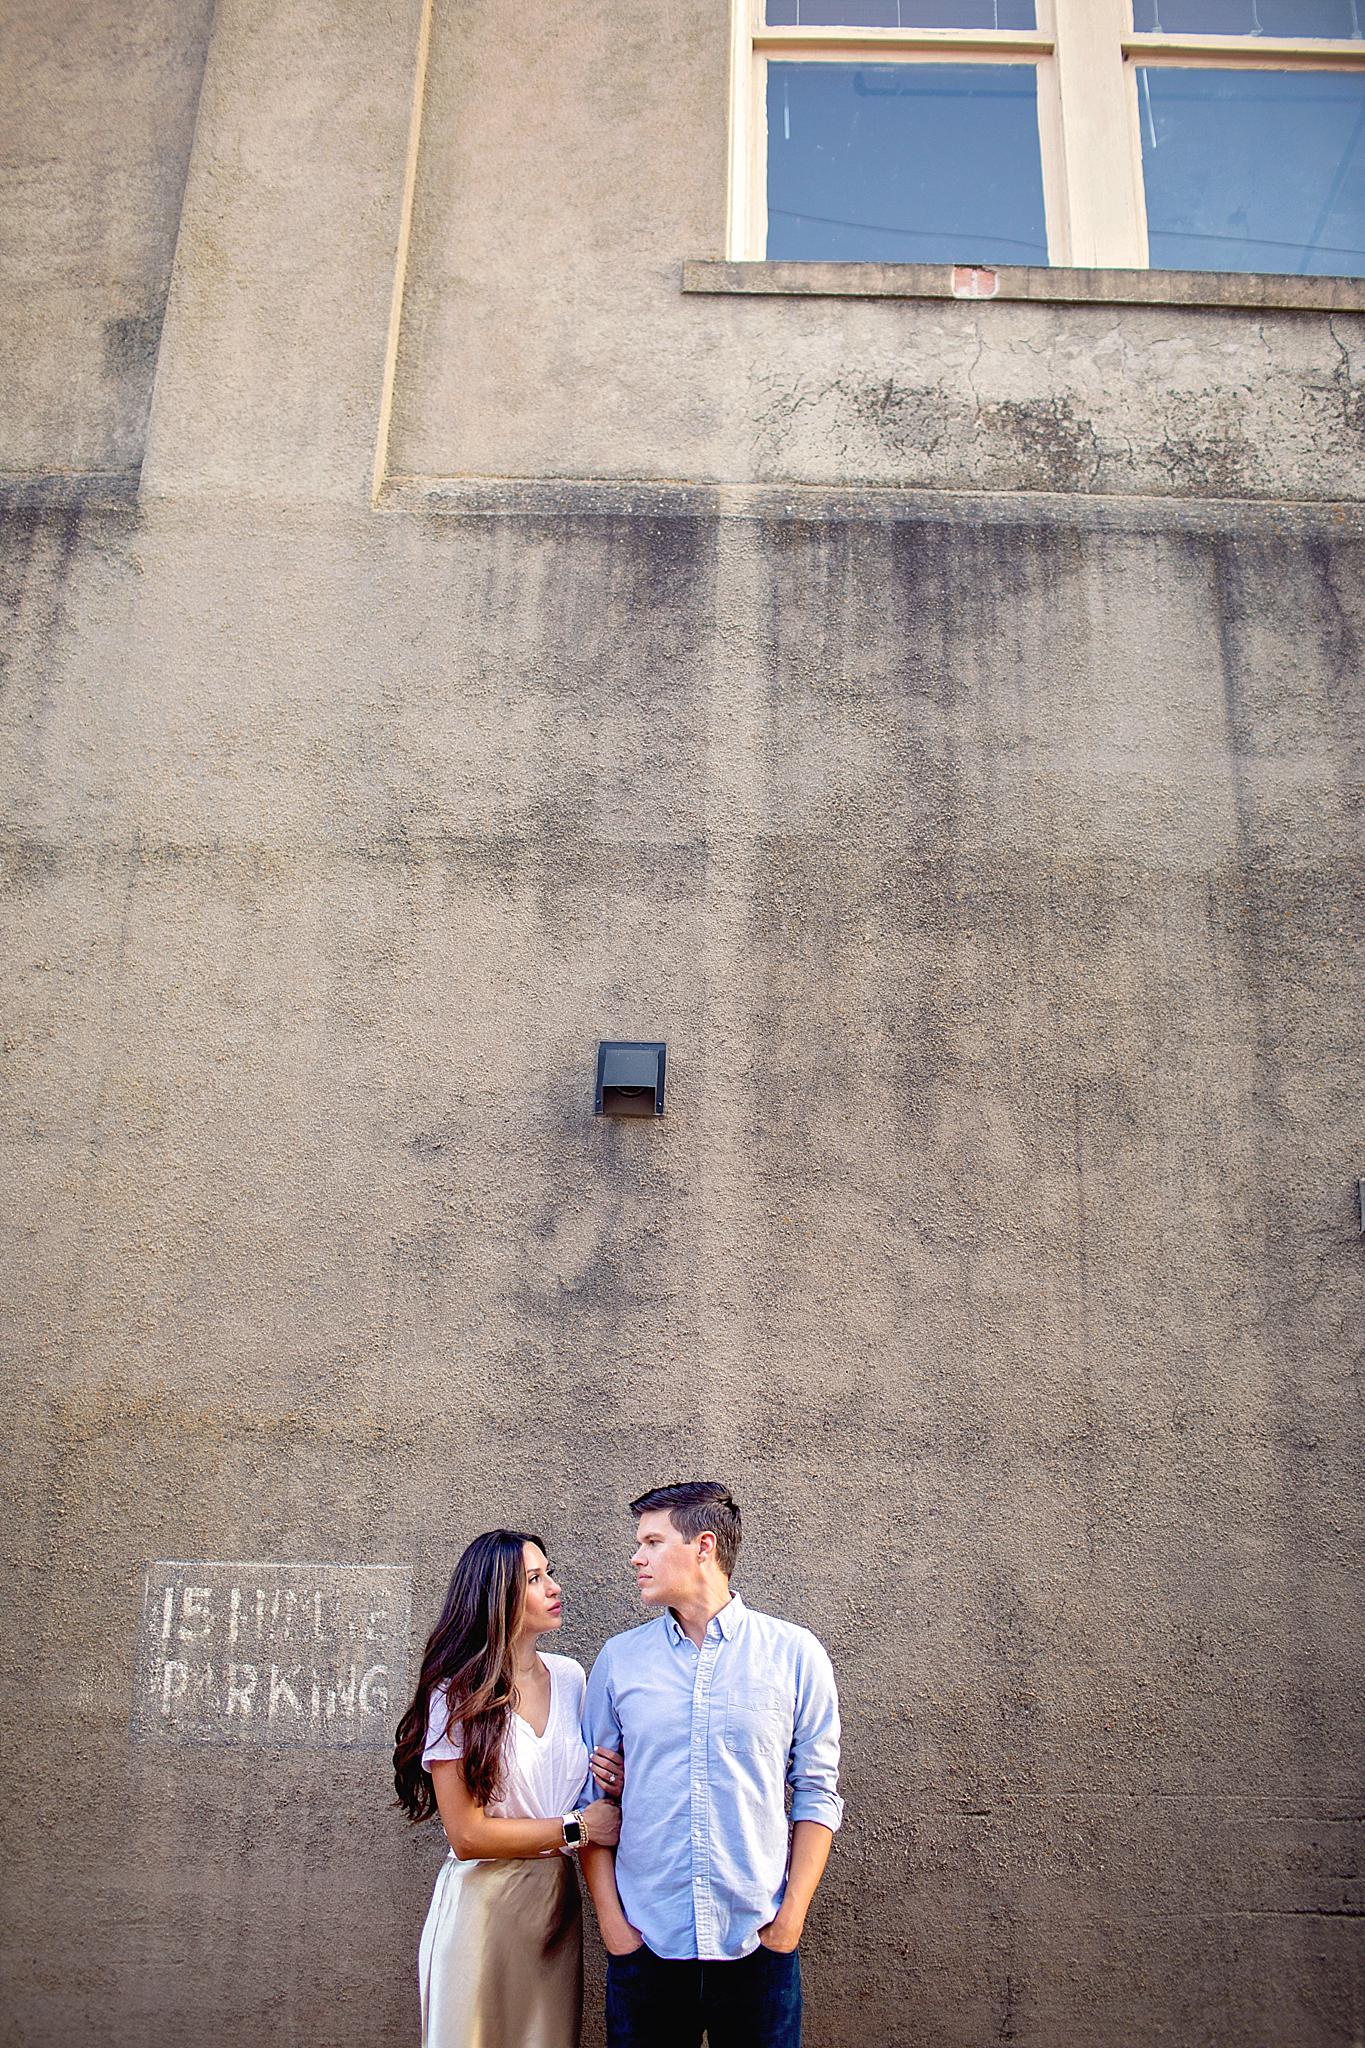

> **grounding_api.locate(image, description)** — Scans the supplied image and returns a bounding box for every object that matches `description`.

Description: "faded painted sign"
[134,1561,412,1748]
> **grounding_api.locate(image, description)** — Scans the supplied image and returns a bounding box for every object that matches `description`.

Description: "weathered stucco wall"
[0,0,214,481]
[3,496,1362,2047]
[387,0,1365,501]
[1,1,1363,2044]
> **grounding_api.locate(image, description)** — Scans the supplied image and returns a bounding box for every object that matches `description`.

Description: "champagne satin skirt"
[418,1852,583,2048]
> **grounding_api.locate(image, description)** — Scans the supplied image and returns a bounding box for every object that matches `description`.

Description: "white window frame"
[726,0,1365,269]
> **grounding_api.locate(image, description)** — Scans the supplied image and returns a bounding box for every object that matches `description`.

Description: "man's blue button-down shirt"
[583,1593,844,1961]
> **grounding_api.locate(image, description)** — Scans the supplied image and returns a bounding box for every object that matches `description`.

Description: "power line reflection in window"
[766,61,1049,263]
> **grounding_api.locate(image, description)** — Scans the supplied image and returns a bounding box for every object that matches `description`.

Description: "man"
[581,1480,843,2048]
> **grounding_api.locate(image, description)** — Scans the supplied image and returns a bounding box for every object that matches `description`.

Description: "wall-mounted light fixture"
[595,1041,666,1118]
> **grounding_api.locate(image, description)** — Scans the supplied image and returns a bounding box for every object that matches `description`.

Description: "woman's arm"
[430,1761,620,1862]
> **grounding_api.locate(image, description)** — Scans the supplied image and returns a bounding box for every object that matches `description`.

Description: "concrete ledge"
[0,470,141,509]
[681,259,1365,313]
[380,474,1365,536]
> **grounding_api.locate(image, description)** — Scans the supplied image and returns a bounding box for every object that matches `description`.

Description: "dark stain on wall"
[842,377,950,465]
[4,0,217,476]
[102,313,164,383]
[978,398,1103,493]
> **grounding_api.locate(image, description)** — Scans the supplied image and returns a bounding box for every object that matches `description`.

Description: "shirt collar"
[664,1592,745,1646]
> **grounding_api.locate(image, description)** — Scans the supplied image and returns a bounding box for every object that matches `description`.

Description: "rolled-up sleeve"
[787,1635,844,1831]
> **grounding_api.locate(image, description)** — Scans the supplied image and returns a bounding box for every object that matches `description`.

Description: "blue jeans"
[605,1942,802,2048]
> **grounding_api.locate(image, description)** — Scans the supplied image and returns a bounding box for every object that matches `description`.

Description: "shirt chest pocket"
[722,1685,790,1757]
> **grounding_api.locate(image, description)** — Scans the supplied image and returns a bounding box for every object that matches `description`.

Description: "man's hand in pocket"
[757,1910,802,1954]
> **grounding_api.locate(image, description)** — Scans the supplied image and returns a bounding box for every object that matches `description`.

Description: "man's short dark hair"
[629,1480,742,1576]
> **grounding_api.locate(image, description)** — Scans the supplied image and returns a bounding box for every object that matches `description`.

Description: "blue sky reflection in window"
[1131,0,1361,35]
[1139,67,1365,273]
[765,2,1035,24]
[766,62,1048,263]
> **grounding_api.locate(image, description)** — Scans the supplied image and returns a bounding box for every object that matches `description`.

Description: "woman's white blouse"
[422,1653,591,1821]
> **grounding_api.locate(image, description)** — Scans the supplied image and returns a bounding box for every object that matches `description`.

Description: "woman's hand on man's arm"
[590,1746,625,1798]
[431,1763,617,1860]
[581,1799,620,1847]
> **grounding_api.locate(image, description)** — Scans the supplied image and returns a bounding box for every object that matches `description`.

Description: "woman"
[393,1529,624,2048]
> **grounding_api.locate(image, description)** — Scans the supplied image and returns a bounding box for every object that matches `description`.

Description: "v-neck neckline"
[511,1654,554,1743]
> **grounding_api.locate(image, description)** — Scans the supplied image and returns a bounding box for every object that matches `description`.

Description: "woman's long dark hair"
[393,1528,544,1823]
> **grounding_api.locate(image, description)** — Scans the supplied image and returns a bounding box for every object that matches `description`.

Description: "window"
[726,0,1365,273]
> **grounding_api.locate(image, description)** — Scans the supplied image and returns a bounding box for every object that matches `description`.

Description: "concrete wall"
[0,0,214,481]
[2,3,1362,2046]
[388,0,1365,501]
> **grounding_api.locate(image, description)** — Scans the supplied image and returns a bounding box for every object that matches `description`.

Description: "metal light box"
[595,1041,666,1118]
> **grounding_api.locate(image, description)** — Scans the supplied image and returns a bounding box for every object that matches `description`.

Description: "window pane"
[766,62,1049,262]
[1139,67,1365,274]
[1131,0,1362,36]
[765,1,1035,25]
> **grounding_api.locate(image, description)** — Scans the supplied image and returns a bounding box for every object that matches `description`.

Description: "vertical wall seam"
[137,0,223,500]
[371,0,436,508]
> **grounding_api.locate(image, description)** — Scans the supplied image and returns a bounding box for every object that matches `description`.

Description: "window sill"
[681,260,1365,314]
